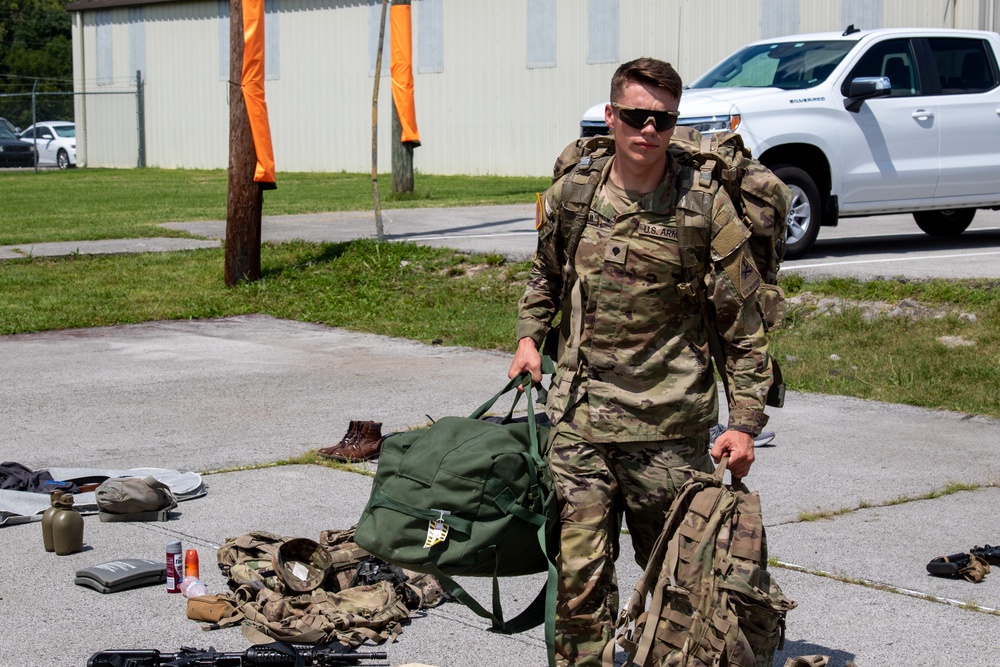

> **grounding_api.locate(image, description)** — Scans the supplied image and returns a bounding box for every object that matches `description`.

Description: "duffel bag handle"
[468,372,533,420]
[468,373,544,460]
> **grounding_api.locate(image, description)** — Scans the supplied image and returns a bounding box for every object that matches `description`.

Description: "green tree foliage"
[0,0,72,93]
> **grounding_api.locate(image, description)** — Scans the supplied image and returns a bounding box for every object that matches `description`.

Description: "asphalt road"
[784,209,1000,280]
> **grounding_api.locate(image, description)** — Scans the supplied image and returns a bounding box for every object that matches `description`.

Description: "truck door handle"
[911,109,934,121]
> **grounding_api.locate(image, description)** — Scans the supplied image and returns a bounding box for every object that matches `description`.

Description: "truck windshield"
[690,40,856,90]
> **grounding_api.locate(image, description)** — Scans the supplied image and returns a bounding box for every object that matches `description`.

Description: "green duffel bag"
[354,373,557,663]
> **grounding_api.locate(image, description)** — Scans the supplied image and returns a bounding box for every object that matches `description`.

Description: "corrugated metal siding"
[71,0,1000,175]
[798,1,839,33]
[143,2,228,168]
[267,1,374,173]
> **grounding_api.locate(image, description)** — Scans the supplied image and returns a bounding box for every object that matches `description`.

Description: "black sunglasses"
[611,103,680,132]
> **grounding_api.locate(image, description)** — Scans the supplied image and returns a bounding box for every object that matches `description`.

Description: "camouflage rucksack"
[215,528,428,647]
[550,127,791,408]
[603,460,796,667]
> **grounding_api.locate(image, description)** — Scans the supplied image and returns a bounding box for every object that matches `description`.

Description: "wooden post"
[391,0,414,194]
[225,0,262,286]
[392,102,414,193]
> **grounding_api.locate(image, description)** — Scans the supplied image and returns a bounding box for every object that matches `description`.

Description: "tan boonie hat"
[272,538,333,593]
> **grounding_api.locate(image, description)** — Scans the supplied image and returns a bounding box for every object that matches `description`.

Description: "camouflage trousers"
[548,400,713,667]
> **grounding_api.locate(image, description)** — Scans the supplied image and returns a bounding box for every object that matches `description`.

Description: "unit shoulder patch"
[739,254,761,299]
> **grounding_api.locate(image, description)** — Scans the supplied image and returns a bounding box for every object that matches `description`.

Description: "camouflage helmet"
[272,538,333,593]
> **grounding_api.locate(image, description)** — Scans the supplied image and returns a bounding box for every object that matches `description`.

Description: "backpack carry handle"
[715,456,747,487]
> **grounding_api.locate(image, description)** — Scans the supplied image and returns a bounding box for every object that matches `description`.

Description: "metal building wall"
[73,8,142,167]
[141,2,229,169]
[262,0,371,173]
[71,0,1000,175]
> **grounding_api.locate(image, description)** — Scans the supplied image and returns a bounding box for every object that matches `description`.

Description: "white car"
[580,27,1000,258]
[20,121,77,169]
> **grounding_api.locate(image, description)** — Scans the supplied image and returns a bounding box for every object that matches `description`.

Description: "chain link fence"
[0,81,144,170]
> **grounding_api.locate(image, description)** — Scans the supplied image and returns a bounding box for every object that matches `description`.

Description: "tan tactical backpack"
[550,127,791,408]
[603,460,796,667]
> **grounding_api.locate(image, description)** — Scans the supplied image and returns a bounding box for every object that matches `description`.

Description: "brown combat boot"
[317,420,359,460]
[318,421,384,462]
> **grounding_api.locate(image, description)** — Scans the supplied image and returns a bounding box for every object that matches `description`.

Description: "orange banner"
[390,4,421,145]
[242,0,276,186]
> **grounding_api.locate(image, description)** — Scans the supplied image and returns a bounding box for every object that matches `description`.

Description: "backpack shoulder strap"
[546,146,611,375]
[673,150,741,412]
[558,149,612,269]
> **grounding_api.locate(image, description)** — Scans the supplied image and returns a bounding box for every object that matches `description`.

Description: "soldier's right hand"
[508,337,543,386]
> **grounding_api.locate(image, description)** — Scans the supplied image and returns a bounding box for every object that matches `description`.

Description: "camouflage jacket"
[516,155,772,441]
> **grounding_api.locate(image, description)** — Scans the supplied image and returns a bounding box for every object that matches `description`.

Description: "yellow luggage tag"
[424,510,450,548]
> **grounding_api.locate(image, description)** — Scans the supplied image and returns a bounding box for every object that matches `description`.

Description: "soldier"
[507,57,773,666]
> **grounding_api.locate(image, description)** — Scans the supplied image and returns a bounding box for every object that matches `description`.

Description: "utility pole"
[225,0,262,286]
[391,99,414,193]
[391,0,415,193]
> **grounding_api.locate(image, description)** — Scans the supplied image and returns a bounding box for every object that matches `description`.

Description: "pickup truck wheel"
[772,165,821,260]
[913,209,975,236]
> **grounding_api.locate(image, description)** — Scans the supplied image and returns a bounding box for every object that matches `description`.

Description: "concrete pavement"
[2,316,999,667]
[2,208,1000,666]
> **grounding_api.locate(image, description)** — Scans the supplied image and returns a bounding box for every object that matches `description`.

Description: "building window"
[587,0,618,65]
[128,8,146,83]
[369,0,391,76]
[265,0,279,80]
[526,0,556,69]
[761,0,799,40]
[97,10,112,85]
[219,0,230,81]
[417,0,444,73]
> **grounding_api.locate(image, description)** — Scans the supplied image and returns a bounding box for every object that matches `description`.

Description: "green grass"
[0,240,527,351]
[0,168,549,245]
[772,276,1000,417]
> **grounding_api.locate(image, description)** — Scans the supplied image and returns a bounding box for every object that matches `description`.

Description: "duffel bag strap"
[469,373,532,421]
[364,487,475,536]
[421,510,557,667]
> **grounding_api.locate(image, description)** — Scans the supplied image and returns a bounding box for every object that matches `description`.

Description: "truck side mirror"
[844,76,892,112]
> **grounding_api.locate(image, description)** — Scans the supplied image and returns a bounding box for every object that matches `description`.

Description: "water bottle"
[179,576,208,598]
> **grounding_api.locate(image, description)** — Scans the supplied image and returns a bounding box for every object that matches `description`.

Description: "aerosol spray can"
[166,540,183,593]
[184,548,200,579]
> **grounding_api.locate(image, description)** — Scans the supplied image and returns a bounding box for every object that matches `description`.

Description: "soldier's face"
[605,81,679,173]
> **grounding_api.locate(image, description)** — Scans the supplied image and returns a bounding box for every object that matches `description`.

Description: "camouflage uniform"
[515,154,772,666]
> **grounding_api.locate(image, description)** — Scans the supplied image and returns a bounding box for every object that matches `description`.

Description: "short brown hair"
[610,58,683,102]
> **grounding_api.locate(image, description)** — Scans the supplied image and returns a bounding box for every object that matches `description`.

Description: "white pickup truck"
[580,26,1000,258]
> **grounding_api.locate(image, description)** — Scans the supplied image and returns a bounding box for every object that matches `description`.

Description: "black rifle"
[87,642,388,667]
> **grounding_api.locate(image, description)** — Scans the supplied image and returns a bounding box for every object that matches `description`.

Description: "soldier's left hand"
[710,430,755,479]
